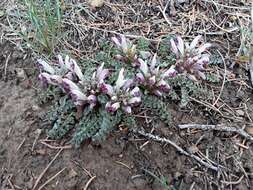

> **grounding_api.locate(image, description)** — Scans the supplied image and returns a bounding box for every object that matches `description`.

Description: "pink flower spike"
[198,43,212,54]
[106,102,120,113]
[148,76,156,86]
[50,75,63,85]
[62,78,80,92]
[37,59,55,74]
[69,58,84,81]
[157,80,170,92]
[87,95,97,105]
[57,55,64,67]
[198,54,210,66]
[38,73,51,85]
[190,35,202,50]
[115,68,127,90]
[122,79,133,90]
[139,58,148,76]
[163,66,177,79]
[128,97,141,105]
[120,35,128,52]
[153,90,163,97]
[177,36,184,56]
[65,72,75,81]
[96,63,109,82]
[130,87,141,97]
[150,54,157,70]
[70,89,87,105]
[170,39,179,57]
[64,55,71,70]
[122,106,132,114]
[111,37,121,47]
[100,83,114,96]
[136,73,145,83]
[197,71,206,80]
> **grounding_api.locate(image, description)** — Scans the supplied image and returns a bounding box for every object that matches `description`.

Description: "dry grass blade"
[38,167,66,190]
[83,176,96,190]
[250,1,253,86]
[32,149,63,190]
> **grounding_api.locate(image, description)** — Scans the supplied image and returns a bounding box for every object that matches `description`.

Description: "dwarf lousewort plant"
[136,54,177,97]
[111,35,138,66]
[101,68,141,114]
[170,35,211,81]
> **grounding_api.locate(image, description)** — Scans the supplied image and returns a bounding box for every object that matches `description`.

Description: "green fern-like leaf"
[168,75,212,107]
[71,110,102,147]
[142,95,171,126]
[137,37,150,51]
[47,96,76,139]
[92,110,123,142]
[206,73,220,83]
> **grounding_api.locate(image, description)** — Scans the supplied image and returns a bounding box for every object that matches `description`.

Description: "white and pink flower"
[170,35,211,81]
[136,54,177,96]
[111,35,138,66]
[102,68,141,114]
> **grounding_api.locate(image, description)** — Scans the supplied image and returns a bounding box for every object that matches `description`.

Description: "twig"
[250,1,253,87]
[4,53,11,81]
[190,97,223,115]
[7,175,15,190]
[32,149,63,190]
[40,141,72,149]
[71,160,93,178]
[16,138,26,152]
[178,124,253,142]
[38,168,66,190]
[32,129,42,151]
[83,176,96,190]
[159,1,172,27]
[115,161,132,171]
[134,129,220,171]
[213,50,226,106]
[221,175,244,185]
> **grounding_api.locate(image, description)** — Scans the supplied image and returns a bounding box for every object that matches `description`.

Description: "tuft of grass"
[20,0,62,54]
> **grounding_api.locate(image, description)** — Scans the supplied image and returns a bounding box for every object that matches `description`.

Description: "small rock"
[35,149,47,155]
[236,110,244,116]
[0,10,4,17]
[15,68,27,80]
[69,168,78,178]
[32,105,41,111]
[88,0,104,8]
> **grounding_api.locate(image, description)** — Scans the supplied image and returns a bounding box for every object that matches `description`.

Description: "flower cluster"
[37,56,141,113]
[170,35,211,81]
[136,54,177,96]
[60,62,110,109]
[37,55,84,87]
[111,35,138,66]
[101,68,141,113]
[37,35,212,115]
